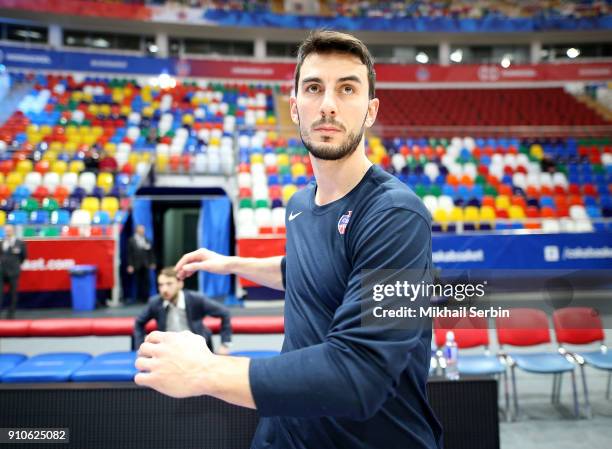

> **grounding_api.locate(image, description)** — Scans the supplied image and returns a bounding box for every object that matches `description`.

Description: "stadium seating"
[233,130,610,236]
[3,73,609,238]
[376,88,609,128]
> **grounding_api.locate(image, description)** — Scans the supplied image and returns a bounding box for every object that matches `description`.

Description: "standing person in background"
[133,267,233,354]
[127,224,156,304]
[0,225,27,319]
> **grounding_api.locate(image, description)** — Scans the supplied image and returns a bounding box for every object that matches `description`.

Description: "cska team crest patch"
[337,211,352,235]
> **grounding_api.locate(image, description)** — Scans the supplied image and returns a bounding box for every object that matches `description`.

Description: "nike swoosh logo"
[288,211,302,221]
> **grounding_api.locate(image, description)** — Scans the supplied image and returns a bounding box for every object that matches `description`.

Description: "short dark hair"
[159,267,178,279]
[294,30,376,100]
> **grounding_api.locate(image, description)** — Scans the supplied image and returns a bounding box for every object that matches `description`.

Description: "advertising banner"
[18,239,115,292]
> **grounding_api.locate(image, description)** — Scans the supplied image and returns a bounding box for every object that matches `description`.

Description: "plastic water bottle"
[444,331,459,380]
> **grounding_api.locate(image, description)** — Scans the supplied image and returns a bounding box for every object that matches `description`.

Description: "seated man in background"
[133,267,233,354]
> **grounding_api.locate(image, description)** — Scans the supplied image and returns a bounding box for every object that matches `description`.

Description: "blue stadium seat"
[458,355,505,376]
[93,211,111,225]
[510,353,575,374]
[2,353,91,383]
[7,210,28,225]
[50,209,71,225]
[11,186,30,202]
[71,351,137,382]
[540,196,554,208]
[29,210,50,225]
[0,353,27,378]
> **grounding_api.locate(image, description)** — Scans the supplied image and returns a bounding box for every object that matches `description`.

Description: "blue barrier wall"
[432,232,612,270]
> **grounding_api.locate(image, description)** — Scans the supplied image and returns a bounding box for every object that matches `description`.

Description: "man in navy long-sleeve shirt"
[135,30,442,448]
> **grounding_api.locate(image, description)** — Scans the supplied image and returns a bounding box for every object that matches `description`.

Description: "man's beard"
[297,112,366,161]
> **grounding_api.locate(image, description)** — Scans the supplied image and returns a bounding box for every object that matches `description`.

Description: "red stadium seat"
[553,307,604,346]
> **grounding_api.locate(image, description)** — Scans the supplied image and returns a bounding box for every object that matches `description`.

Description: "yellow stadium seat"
[42,150,58,163]
[101,197,119,219]
[371,144,386,157]
[368,153,382,164]
[128,153,139,167]
[479,206,497,221]
[291,163,306,177]
[250,154,263,165]
[16,159,33,175]
[463,206,480,222]
[529,144,543,160]
[96,172,114,193]
[82,134,97,146]
[7,172,23,190]
[140,152,152,163]
[51,160,68,175]
[449,207,464,222]
[156,153,169,172]
[0,173,4,185]
[67,134,82,145]
[282,185,298,205]
[276,154,289,166]
[266,116,277,125]
[509,205,525,220]
[81,197,100,219]
[69,160,85,174]
[64,141,78,154]
[0,210,5,226]
[104,143,117,155]
[495,195,511,210]
[432,208,449,223]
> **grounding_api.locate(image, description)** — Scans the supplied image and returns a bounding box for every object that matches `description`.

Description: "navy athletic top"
[249,165,443,449]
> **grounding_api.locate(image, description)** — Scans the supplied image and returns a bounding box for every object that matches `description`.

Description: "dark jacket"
[0,238,27,278]
[133,289,232,349]
[127,235,154,269]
